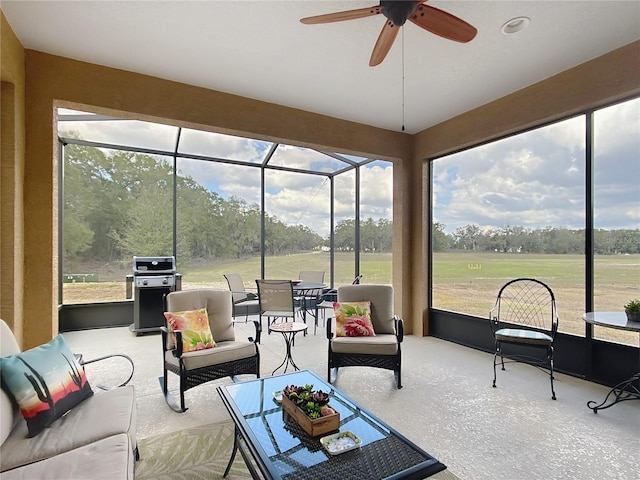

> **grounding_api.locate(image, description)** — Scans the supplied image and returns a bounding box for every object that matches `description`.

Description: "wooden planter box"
[281,394,340,437]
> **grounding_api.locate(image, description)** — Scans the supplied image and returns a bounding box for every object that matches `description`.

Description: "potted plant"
[281,384,339,436]
[623,299,640,322]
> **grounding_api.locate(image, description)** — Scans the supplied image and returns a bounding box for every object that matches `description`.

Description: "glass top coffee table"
[217,370,446,479]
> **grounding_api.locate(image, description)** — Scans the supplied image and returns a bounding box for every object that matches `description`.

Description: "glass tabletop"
[217,370,446,479]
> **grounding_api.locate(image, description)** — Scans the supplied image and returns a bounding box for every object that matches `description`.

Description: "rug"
[135,422,250,480]
[134,422,461,480]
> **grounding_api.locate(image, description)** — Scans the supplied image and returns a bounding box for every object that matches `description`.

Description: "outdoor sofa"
[0,319,138,479]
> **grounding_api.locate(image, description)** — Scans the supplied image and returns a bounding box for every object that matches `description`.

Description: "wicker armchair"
[160,289,260,412]
[327,284,403,389]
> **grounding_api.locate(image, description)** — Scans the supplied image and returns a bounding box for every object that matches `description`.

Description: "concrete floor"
[63,317,640,480]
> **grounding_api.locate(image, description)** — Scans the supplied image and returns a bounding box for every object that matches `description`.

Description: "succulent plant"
[283,384,303,397]
[283,384,335,419]
[311,390,330,405]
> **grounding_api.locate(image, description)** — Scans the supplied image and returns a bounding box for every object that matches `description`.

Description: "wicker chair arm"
[394,315,404,342]
[160,325,170,349]
[160,326,183,358]
[326,317,335,340]
[249,319,262,344]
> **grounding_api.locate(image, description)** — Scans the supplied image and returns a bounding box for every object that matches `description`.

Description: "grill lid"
[133,256,176,275]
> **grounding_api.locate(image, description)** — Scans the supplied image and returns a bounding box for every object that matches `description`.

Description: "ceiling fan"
[300,1,477,66]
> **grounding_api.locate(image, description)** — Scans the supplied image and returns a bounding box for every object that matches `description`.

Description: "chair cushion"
[165,289,236,347]
[0,335,94,438]
[337,285,395,334]
[333,301,375,337]
[164,308,215,353]
[165,341,257,370]
[331,334,398,355]
[262,309,298,318]
[495,328,553,345]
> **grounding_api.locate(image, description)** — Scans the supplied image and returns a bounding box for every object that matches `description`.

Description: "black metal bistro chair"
[490,278,559,400]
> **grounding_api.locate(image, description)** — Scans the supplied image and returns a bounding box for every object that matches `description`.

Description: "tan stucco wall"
[1,11,25,346]
[17,45,414,347]
[2,4,639,348]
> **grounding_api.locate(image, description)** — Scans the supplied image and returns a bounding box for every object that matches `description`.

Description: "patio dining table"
[292,281,327,334]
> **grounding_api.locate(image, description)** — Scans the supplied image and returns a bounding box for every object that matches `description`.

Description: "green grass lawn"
[431,252,639,344]
[179,252,392,288]
[64,252,639,345]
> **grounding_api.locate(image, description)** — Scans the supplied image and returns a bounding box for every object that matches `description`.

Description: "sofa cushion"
[0,320,21,445]
[0,335,93,437]
[0,390,18,446]
[0,385,136,472]
[0,433,134,480]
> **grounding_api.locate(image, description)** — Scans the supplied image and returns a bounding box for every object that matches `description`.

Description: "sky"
[432,97,639,235]
[58,109,393,236]
[59,97,638,238]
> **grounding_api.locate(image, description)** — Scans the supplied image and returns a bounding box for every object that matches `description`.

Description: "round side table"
[268,322,308,375]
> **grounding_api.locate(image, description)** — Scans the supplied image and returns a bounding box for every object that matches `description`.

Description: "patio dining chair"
[255,280,302,335]
[224,273,259,322]
[296,270,326,307]
[315,275,363,329]
[490,278,559,400]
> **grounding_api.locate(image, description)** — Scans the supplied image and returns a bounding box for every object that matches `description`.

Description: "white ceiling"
[2,1,639,134]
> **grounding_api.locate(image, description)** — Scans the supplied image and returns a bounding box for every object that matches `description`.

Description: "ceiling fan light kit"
[300,1,477,67]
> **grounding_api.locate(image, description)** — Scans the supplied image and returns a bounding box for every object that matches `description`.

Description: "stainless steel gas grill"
[129,256,180,335]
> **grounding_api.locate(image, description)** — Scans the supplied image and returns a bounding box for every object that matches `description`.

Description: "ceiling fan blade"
[408,4,477,43]
[369,21,400,67]
[301,5,381,24]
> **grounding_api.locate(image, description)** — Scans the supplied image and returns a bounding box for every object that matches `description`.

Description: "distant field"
[63,252,391,303]
[64,252,639,344]
[432,252,639,345]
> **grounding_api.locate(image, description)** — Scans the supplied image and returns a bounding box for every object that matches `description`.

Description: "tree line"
[63,145,392,269]
[433,223,639,254]
[64,144,635,270]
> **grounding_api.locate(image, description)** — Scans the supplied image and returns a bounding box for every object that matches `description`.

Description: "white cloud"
[433,99,639,234]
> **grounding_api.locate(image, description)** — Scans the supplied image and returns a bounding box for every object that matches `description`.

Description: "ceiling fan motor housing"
[380,0,419,26]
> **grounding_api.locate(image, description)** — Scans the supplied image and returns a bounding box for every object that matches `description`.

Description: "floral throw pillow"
[333,301,376,337]
[163,308,216,352]
[0,334,93,437]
